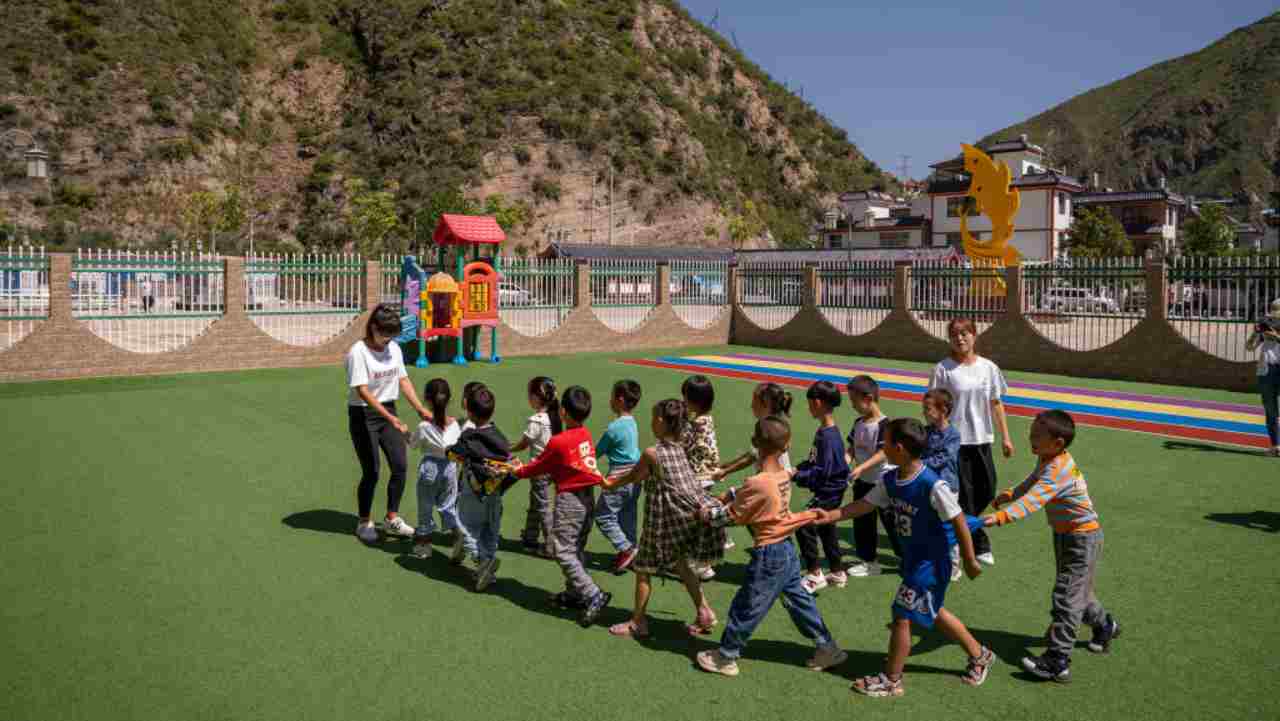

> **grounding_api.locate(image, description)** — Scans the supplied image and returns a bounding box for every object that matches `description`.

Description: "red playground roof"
[432,214,506,246]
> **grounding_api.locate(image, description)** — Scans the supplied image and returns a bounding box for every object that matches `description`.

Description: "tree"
[413,187,477,246]
[726,199,765,249]
[1065,207,1132,258]
[482,194,531,235]
[180,191,220,250]
[1181,203,1234,256]
[344,178,403,256]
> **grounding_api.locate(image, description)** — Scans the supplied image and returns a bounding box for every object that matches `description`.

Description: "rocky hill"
[982,11,1280,206]
[0,0,894,253]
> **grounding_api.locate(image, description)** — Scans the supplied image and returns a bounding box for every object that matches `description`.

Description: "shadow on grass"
[1204,511,1280,533]
[1162,440,1271,457]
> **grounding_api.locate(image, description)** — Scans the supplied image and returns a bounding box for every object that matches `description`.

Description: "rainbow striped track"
[623,353,1270,450]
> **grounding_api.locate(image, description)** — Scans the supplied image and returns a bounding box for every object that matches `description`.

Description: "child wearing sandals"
[601,399,726,640]
[813,418,993,698]
[694,415,847,677]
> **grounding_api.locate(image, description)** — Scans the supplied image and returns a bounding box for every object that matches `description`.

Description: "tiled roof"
[738,247,960,264]
[1075,189,1187,205]
[541,243,734,261]
[1014,171,1085,189]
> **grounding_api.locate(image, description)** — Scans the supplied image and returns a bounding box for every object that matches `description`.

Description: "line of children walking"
[361,356,1118,694]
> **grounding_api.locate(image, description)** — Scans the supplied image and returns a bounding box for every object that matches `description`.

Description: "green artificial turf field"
[2,344,1277,721]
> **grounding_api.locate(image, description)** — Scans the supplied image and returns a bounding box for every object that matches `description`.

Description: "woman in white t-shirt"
[346,304,431,545]
[1245,299,1280,457]
[927,316,1013,566]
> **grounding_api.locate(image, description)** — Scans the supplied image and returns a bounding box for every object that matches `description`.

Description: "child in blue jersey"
[816,418,993,698]
[595,380,644,575]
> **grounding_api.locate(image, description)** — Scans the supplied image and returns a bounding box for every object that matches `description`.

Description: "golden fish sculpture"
[959,143,1021,296]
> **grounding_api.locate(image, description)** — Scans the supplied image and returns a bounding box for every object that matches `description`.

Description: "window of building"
[1057,192,1068,215]
[1121,206,1137,225]
[879,232,909,248]
[945,232,963,248]
[827,234,844,249]
[946,197,966,218]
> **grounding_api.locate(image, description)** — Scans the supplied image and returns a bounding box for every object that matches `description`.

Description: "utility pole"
[899,154,912,185]
[589,174,595,244]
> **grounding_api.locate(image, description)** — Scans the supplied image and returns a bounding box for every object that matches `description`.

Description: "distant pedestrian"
[1246,299,1280,456]
[140,278,154,312]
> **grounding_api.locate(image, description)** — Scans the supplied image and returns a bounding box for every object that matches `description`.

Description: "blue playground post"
[490,252,501,364]
[452,249,467,366]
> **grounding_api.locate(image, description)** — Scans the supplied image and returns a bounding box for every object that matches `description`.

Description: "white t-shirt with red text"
[345,340,407,406]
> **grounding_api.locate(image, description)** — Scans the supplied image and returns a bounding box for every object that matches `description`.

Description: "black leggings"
[348,403,407,518]
[796,498,843,571]
[957,443,997,555]
[852,481,902,562]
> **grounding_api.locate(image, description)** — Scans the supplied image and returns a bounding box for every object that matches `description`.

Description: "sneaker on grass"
[612,547,638,575]
[449,533,468,565]
[826,570,848,588]
[578,591,612,627]
[801,572,828,594]
[1021,652,1070,683]
[976,551,996,566]
[383,516,415,538]
[474,557,501,592]
[696,649,740,677]
[1087,614,1121,654]
[355,522,378,545]
[806,644,848,671]
[844,560,880,578]
[411,541,432,560]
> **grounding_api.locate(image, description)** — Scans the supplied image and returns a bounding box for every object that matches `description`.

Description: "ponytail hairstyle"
[653,399,688,440]
[528,376,563,435]
[754,382,793,417]
[365,303,402,344]
[423,378,451,430]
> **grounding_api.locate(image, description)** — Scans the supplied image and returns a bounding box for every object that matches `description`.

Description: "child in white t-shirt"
[510,376,562,557]
[407,378,462,559]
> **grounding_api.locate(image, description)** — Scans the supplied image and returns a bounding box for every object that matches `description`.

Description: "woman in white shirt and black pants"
[1246,299,1280,457]
[927,317,1014,566]
[346,304,431,544]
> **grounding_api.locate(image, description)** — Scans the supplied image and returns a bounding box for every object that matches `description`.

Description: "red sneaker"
[612,547,638,574]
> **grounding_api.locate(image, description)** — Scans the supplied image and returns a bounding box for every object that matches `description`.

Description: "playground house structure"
[395,214,505,367]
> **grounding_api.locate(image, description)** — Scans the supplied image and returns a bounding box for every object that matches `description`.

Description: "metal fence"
[671,259,729,330]
[817,260,893,336]
[71,249,223,353]
[909,260,1006,341]
[1169,255,1280,362]
[589,258,656,333]
[1021,258,1144,351]
[736,261,805,330]
[1,244,48,352]
[246,254,363,346]
[500,258,575,337]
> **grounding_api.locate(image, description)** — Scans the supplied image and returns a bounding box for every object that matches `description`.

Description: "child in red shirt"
[513,385,611,627]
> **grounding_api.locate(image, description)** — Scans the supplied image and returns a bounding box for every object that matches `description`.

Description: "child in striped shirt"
[984,409,1120,683]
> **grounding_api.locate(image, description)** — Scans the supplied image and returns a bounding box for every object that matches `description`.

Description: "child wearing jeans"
[510,376,561,558]
[408,378,462,559]
[695,415,847,677]
[449,386,513,592]
[793,381,851,594]
[602,399,725,640]
[594,380,643,575]
[512,386,612,627]
[984,409,1120,683]
[815,418,992,698]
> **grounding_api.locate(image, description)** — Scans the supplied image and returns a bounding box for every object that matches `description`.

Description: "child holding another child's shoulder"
[792,381,851,594]
[922,388,961,494]
[846,375,899,576]
[407,378,463,560]
[512,386,611,627]
[448,385,512,592]
[984,409,1120,683]
[594,380,644,575]
[694,415,847,678]
[509,376,561,558]
[816,418,992,698]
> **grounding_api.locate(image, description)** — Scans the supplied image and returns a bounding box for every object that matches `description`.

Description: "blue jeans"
[594,482,640,552]
[719,539,835,659]
[415,457,460,538]
[457,483,502,562]
[1261,365,1280,446]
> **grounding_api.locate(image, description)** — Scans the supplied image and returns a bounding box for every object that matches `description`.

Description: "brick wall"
[0,255,1260,391]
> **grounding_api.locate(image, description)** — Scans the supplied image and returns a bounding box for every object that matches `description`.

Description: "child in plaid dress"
[601,399,726,639]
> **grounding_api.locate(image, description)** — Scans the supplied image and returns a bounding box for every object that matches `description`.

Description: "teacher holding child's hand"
[928,317,1012,567]
[1246,299,1280,457]
[346,304,432,545]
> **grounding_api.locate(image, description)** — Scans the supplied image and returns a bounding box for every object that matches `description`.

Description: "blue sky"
[675,1,1277,180]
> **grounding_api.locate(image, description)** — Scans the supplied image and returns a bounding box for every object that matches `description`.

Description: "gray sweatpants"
[553,488,601,602]
[1048,529,1107,658]
[522,475,554,553]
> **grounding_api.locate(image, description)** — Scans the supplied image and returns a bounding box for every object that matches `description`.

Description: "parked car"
[1040,287,1118,313]
[498,282,535,306]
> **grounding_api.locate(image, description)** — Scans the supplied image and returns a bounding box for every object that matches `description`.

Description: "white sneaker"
[801,572,828,594]
[977,552,996,567]
[724,538,736,551]
[383,516,415,537]
[355,522,378,545]
[449,532,468,565]
[826,570,848,588]
[844,560,881,577]
[951,564,963,581]
[475,557,501,591]
[411,541,432,559]
[692,563,716,581]
[806,644,848,671]
[696,649,740,677]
